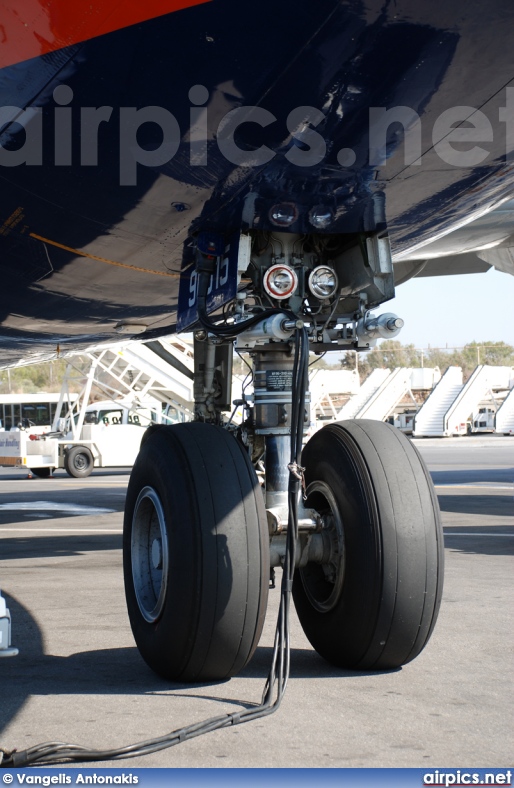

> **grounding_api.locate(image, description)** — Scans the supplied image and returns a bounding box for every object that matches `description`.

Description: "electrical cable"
[1,267,310,769]
[235,348,253,379]
[309,352,327,367]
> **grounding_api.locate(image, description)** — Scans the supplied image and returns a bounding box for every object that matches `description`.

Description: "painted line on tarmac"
[6,481,128,486]
[435,485,513,490]
[0,501,116,514]
[443,532,514,537]
[0,527,122,533]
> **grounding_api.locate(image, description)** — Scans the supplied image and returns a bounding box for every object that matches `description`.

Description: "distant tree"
[339,340,514,384]
[308,354,334,370]
[0,359,82,394]
[460,340,514,367]
[340,351,371,382]
[423,347,453,372]
[426,341,514,380]
[366,340,421,369]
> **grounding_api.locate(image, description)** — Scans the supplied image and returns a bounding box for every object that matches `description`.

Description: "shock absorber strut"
[252,346,297,521]
[236,332,326,568]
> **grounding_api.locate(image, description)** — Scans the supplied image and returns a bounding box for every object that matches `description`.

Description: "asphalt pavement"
[0,436,512,767]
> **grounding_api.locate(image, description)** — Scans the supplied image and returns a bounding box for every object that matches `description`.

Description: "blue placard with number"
[177,234,240,332]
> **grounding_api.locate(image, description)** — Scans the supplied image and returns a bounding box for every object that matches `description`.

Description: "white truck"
[470,406,496,433]
[0,398,184,478]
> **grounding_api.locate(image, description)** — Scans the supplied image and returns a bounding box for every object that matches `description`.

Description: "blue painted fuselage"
[1,0,513,362]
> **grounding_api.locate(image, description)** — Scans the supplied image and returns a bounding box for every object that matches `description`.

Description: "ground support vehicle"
[0,338,194,478]
[0,393,78,433]
[0,589,17,658]
[0,411,160,478]
[471,406,496,434]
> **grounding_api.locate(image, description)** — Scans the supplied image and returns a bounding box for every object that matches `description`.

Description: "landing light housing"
[263,264,298,300]
[269,202,298,227]
[308,266,339,300]
[309,206,333,229]
[115,323,148,335]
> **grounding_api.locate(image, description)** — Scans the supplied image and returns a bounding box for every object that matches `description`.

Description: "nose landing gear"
[124,228,443,682]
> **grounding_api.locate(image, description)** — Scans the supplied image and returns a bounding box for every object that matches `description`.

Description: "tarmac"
[0,435,512,768]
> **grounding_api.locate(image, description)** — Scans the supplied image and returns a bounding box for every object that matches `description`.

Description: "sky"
[383,267,514,349]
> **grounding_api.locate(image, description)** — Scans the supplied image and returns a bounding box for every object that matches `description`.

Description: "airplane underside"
[0,0,512,741]
[0,0,514,362]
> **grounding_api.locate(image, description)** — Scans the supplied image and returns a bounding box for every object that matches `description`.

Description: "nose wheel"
[293,419,444,670]
[123,422,269,682]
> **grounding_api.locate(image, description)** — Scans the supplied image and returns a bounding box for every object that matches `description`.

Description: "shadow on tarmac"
[431,468,514,485]
[1,534,122,559]
[0,469,131,482]
[0,593,399,737]
[438,494,514,518]
[240,645,400,681]
[0,486,126,526]
[443,526,514,556]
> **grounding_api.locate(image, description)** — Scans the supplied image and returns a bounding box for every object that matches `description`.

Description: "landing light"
[309,206,333,229]
[263,264,298,300]
[115,323,148,334]
[269,202,298,227]
[308,266,338,299]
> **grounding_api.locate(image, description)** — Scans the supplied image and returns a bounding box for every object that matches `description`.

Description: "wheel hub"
[299,480,345,613]
[151,538,163,570]
[131,486,169,623]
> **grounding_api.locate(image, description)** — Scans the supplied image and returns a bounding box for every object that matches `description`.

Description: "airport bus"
[0,393,77,432]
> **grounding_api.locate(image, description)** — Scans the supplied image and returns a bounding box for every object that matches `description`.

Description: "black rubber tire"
[64,446,94,478]
[293,419,444,671]
[30,467,53,478]
[123,422,269,682]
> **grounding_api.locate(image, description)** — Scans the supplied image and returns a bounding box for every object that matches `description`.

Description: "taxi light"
[308,266,339,299]
[269,202,298,227]
[309,206,333,229]
[263,264,298,300]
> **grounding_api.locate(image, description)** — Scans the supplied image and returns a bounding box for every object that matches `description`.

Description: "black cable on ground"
[1,321,310,768]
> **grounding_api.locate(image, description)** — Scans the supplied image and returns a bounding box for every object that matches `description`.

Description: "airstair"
[355,367,413,421]
[413,366,464,437]
[309,369,360,420]
[101,337,194,411]
[336,368,391,420]
[495,387,514,434]
[444,365,513,436]
[52,336,194,433]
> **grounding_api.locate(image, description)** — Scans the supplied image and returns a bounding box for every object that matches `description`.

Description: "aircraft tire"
[30,467,54,478]
[123,422,269,682]
[293,419,444,670]
[64,446,94,478]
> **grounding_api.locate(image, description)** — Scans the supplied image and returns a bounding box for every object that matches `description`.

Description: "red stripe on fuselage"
[0,0,211,69]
